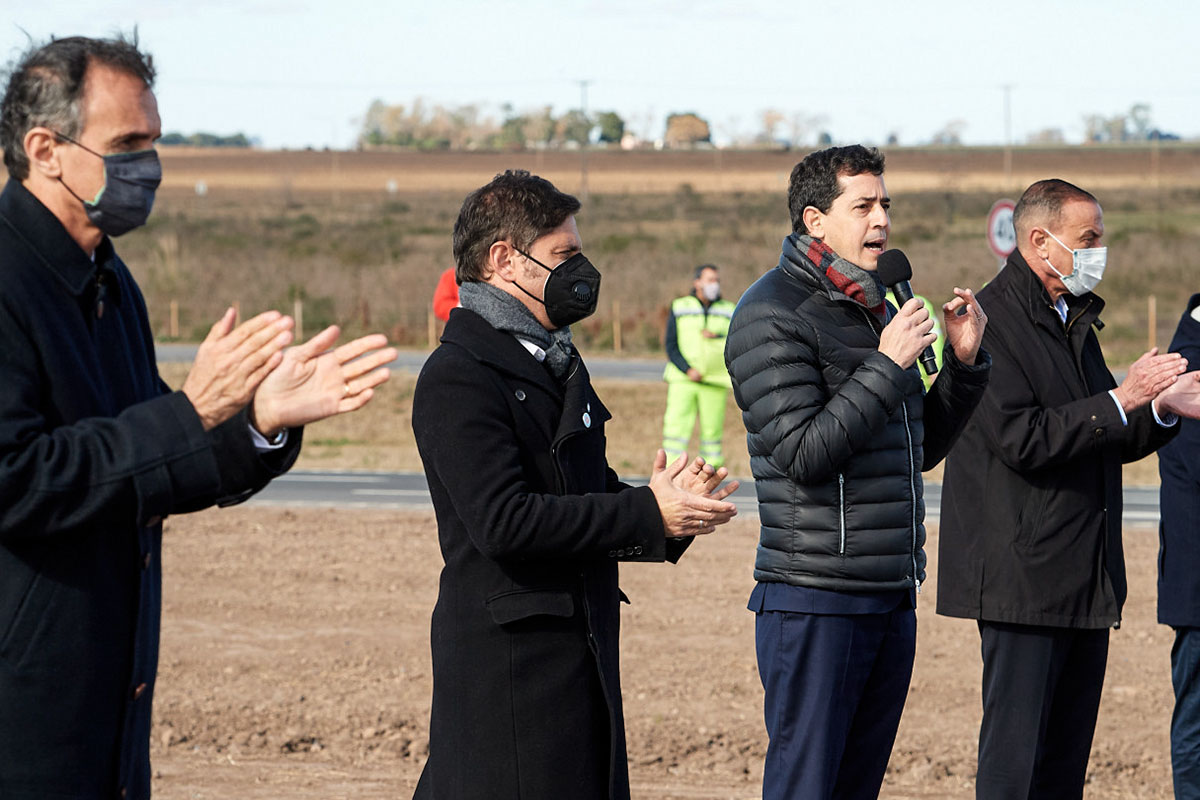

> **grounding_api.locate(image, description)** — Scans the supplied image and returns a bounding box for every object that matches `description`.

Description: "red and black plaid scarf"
[803,237,886,319]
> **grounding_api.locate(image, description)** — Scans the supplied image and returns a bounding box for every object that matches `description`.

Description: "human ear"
[488,240,518,281]
[23,127,63,179]
[802,206,824,239]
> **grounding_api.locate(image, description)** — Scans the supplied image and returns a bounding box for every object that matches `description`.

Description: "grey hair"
[1,33,154,180]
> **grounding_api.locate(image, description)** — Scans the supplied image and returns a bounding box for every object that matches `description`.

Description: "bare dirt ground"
[150,507,1175,799]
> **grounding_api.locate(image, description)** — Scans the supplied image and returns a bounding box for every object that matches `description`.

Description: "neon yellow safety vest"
[663,295,735,387]
[884,290,944,391]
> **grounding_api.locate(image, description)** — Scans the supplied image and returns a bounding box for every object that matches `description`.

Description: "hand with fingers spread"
[649,449,737,538]
[1113,347,1188,413]
[182,307,296,431]
[673,455,741,501]
[250,325,397,436]
[1154,370,1200,420]
[942,287,987,365]
[878,297,938,370]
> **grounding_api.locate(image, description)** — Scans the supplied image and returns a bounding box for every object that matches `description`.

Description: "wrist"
[248,398,283,439]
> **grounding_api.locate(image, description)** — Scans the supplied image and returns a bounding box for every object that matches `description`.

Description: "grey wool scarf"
[458,281,575,380]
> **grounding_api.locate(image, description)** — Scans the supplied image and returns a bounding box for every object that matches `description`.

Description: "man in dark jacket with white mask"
[0,35,394,799]
[725,145,991,800]
[411,169,739,800]
[938,179,1200,798]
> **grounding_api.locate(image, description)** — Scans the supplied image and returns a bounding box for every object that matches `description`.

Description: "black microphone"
[876,249,938,376]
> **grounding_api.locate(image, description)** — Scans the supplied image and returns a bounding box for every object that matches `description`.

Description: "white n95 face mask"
[1042,229,1107,296]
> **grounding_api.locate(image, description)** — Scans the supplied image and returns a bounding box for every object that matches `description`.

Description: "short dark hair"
[452,169,582,283]
[787,145,885,235]
[1,33,155,180]
[1012,179,1099,237]
[693,263,718,279]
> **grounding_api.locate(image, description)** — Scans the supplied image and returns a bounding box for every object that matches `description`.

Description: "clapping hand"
[673,455,740,501]
[1154,370,1200,420]
[649,450,738,539]
[250,325,397,436]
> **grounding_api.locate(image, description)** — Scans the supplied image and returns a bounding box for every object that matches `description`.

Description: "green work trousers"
[662,380,728,468]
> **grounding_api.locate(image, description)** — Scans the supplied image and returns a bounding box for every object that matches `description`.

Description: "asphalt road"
[246,470,1165,526]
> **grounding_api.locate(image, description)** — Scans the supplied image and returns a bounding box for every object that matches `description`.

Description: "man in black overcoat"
[411,169,739,800]
[0,35,395,799]
[938,179,1200,798]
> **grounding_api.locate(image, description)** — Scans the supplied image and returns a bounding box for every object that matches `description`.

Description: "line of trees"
[357,99,731,151]
[159,131,254,147]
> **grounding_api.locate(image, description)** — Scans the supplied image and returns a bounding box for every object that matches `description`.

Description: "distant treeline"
[160,132,254,148]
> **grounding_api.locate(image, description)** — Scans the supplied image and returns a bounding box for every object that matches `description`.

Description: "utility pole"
[1002,84,1013,186]
[578,79,591,203]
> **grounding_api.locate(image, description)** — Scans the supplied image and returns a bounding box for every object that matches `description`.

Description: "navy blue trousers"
[755,605,916,800]
[976,622,1108,800]
[1172,627,1200,800]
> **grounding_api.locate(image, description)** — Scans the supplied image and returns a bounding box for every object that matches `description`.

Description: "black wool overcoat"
[411,308,683,800]
[0,179,299,799]
[938,252,1175,628]
[1158,293,1200,628]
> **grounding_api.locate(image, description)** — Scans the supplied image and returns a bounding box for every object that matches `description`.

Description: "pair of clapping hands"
[1115,347,1200,420]
[181,307,397,437]
[649,450,740,539]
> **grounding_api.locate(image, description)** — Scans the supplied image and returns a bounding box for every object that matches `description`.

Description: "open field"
[148,507,1175,799]
[16,143,1186,367]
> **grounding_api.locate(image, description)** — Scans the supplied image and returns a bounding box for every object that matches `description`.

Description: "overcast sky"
[4,0,1198,149]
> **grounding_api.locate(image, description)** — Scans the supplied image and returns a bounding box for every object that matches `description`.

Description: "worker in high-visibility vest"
[662,264,735,467]
[885,288,944,391]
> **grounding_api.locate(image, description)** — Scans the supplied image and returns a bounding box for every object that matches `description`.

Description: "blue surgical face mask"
[1041,228,1107,296]
[55,132,162,236]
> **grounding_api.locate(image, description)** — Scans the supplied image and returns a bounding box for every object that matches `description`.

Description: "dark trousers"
[755,606,916,800]
[975,621,1109,800]
[1172,627,1200,800]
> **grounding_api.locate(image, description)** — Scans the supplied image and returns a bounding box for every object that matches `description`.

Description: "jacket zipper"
[838,473,846,555]
[901,402,920,592]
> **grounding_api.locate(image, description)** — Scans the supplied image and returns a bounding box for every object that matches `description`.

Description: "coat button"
[514,390,526,401]
[634,546,643,555]
[608,550,616,557]
[132,682,147,700]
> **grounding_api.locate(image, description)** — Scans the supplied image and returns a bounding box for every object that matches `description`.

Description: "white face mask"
[1042,228,1107,296]
[701,281,721,302]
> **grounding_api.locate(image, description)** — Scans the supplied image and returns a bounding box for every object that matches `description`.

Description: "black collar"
[440,307,563,398]
[1001,248,1104,334]
[0,179,122,306]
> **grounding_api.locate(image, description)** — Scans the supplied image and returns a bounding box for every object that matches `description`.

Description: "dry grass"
[86,146,1200,364]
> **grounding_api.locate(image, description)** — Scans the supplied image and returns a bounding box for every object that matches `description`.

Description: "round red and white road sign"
[987,199,1017,258]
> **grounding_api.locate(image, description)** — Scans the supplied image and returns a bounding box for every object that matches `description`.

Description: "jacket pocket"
[1015,489,1050,550]
[486,589,575,625]
[838,473,847,556]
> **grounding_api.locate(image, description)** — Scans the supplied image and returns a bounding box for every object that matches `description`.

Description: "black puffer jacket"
[725,235,990,592]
